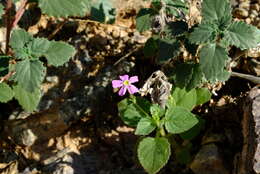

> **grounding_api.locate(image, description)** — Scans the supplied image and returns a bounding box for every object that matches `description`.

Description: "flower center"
[123,80,130,86]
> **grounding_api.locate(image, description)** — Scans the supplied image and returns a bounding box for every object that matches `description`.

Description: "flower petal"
[118,86,127,96]
[127,85,139,94]
[119,75,129,81]
[129,76,138,83]
[112,80,123,88]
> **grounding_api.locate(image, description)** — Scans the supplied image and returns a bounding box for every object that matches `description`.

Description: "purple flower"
[112,75,139,96]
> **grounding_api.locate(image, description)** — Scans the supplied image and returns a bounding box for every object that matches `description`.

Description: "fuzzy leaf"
[224,21,260,50]
[164,21,188,37]
[189,22,218,44]
[158,38,180,63]
[13,85,41,112]
[29,38,50,58]
[138,137,171,174]
[202,0,232,27]
[199,43,229,82]
[10,29,33,50]
[14,59,46,93]
[171,63,203,90]
[39,0,91,17]
[136,8,155,32]
[91,0,116,23]
[180,117,205,140]
[0,83,14,103]
[143,37,158,57]
[135,117,156,135]
[165,106,198,134]
[44,41,75,67]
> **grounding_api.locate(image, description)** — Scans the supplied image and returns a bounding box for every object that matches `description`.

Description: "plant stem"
[5,0,13,54]
[12,0,27,28]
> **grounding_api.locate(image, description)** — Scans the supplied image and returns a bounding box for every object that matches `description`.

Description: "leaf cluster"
[0,29,75,111]
[118,87,211,174]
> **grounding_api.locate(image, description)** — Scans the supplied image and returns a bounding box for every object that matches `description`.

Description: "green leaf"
[135,117,156,135]
[180,117,205,140]
[158,38,180,63]
[189,22,218,44]
[0,83,14,103]
[0,4,4,17]
[0,56,10,76]
[196,88,211,105]
[138,137,171,174]
[150,104,165,118]
[199,43,229,82]
[44,41,76,67]
[118,97,151,127]
[224,21,260,50]
[10,29,33,50]
[171,63,203,90]
[39,0,91,17]
[164,0,188,17]
[91,0,116,23]
[143,37,158,58]
[136,8,155,32]
[13,85,41,112]
[164,21,188,37]
[14,59,46,93]
[165,106,199,134]
[172,88,197,111]
[29,38,50,58]
[202,0,232,27]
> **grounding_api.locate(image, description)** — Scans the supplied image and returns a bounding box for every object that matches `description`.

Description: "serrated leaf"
[224,21,260,50]
[39,0,91,17]
[199,43,229,82]
[171,63,203,90]
[10,29,33,50]
[138,137,171,174]
[0,83,14,103]
[135,117,156,135]
[143,37,158,58]
[172,88,197,111]
[189,22,218,44]
[165,106,198,134]
[196,88,211,105]
[158,38,180,63]
[91,0,116,23]
[136,8,155,32]
[13,85,41,112]
[202,0,232,27]
[164,21,188,37]
[44,41,75,67]
[29,38,50,58]
[164,0,188,17]
[118,97,151,127]
[14,59,46,93]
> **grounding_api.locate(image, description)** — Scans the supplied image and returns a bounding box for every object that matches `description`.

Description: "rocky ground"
[0,0,260,174]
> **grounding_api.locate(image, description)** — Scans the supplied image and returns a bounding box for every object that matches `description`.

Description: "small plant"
[0,0,117,111]
[114,74,211,174]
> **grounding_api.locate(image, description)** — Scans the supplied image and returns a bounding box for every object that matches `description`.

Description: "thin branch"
[113,47,139,66]
[48,19,67,40]
[5,0,13,54]
[12,0,28,28]
[0,71,15,83]
[231,71,260,84]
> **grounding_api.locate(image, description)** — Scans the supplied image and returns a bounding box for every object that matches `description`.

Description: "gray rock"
[190,144,230,174]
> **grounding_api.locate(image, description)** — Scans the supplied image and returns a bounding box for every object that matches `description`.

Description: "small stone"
[251,9,259,17]
[233,8,249,18]
[239,2,250,9]
[190,144,230,174]
[245,18,251,24]
[251,4,260,11]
